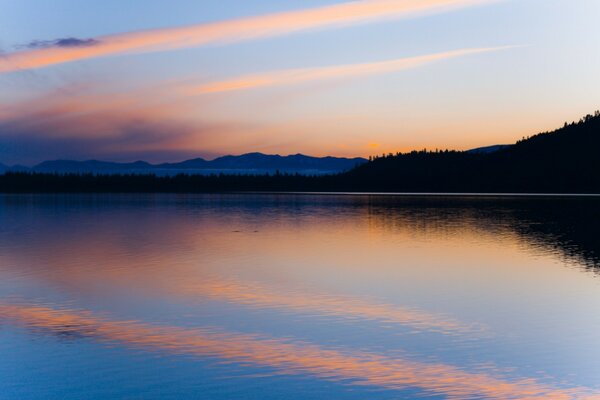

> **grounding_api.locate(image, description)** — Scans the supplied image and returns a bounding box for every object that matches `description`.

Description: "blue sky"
[0,0,599,164]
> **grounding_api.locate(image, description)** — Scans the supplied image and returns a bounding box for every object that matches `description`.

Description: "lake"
[1,194,599,399]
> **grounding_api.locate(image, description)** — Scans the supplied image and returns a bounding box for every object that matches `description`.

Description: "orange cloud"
[1,303,598,399]
[0,0,499,73]
[186,47,512,95]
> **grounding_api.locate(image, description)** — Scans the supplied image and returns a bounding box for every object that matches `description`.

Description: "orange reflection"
[0,208,487,336]
[1,303,598,399]
[181,277,486,335]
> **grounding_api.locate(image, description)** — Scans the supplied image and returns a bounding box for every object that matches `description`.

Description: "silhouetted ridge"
[346,111,600,192]
[204,153,366,171]
[1,153,366,175]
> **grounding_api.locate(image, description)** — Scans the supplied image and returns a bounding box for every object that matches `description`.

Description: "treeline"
[1,111,599,193]
[345,110,600,193]
[0,172,340,193]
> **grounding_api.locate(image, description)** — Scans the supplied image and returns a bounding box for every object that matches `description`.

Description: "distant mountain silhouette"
[5,153,367,176]
[158,153,366,173]
[1,111,599,193]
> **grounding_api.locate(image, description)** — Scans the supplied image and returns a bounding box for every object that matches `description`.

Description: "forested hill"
[344,111,600,193]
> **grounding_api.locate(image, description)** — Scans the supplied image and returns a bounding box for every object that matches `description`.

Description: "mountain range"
[0,153,367,176]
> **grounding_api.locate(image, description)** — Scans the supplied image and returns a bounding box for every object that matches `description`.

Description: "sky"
[0,0,599,164]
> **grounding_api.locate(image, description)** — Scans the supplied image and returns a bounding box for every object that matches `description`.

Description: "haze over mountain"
[1,153,367,176]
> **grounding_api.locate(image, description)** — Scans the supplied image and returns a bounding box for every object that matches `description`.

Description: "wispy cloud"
[187,47,512,95]
[0,0,499,73]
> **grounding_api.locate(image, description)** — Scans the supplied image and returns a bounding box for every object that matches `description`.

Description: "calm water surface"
[1,194,599,399]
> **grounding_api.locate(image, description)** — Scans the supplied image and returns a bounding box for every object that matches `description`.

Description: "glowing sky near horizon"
[0,0,599,164]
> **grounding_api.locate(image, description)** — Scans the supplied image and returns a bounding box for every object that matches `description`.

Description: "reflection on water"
[0,194,599,399]
[2,303,598,400]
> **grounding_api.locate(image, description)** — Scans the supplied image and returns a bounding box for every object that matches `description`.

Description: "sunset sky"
[1,0,599,164]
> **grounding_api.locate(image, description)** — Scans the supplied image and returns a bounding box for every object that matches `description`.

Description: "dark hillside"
[345,111,600,193]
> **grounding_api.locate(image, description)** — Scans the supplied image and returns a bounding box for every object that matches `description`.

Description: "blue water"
[1,194,599,399]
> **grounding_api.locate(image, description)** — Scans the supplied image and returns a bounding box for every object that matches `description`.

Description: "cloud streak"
[0,0,498,73]
[187,47,512,95]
